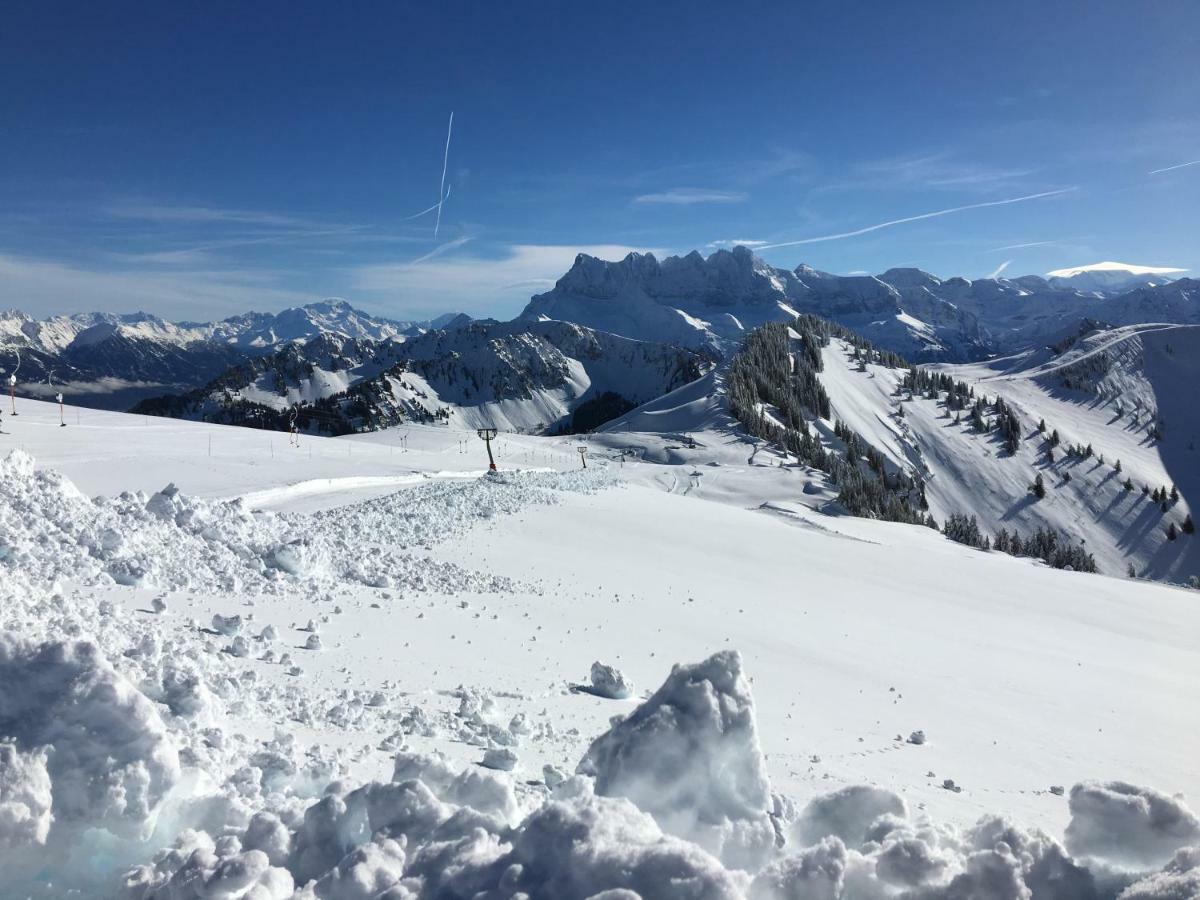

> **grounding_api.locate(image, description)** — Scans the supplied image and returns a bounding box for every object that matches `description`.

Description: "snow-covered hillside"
[134,320,710,436]
[2,397,1200,898]
[817,325,1199,582]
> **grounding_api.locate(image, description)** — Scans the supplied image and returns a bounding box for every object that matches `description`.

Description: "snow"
[1046,262,1188,278]
[2,396,1200,897]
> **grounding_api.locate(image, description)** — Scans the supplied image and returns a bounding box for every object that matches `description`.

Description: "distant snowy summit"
[1046,261,1187,295]
[0,301,469,409]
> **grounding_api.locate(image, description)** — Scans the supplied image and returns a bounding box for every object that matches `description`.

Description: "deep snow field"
[2,397,1200,899]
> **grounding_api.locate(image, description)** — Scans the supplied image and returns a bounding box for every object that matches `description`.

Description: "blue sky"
[1,0,1197,321]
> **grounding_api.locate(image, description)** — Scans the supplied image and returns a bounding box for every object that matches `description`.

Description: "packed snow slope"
[520,246,1200,361]
[3,397,1200,898]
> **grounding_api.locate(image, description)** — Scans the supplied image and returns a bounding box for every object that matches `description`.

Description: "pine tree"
[1167,522,1178,541]
[1031,473,1046,499]
[1170,485,1179,503]
[1127,562,1136,578]
[1114,459,1122,473]
[1037,418,1046,433]
[1123,478,1134,492]
[1184,514,1195,535]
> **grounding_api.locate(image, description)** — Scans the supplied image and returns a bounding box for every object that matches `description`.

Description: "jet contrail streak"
[755,188,1076,250]
[401,201,443,221]
[434,111,454,237]
[1148,159,1200,175]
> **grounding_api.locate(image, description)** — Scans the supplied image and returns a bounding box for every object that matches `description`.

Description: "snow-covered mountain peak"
[1046,261,1187,295]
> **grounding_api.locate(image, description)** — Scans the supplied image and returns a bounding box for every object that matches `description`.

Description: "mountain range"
[0,301,463,409]
[522,247,1197,360]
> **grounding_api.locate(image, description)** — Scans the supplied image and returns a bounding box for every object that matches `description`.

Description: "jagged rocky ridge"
[521,246,1197,361]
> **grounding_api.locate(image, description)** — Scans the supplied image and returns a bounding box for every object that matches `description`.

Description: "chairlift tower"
[477,427,498,471]
[577,445,588,469]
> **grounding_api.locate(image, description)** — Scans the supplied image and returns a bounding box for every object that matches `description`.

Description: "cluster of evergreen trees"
[902,367,974,409]
[993,526,1098,572]
[942,513,1097,572]
[727,319,933,527]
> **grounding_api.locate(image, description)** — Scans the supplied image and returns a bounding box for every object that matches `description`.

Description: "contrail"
[434,111,454,237]
[755,188,1076,251]
[1148,159,1200,175]
[987,260,1012,279]
[987,239,1058,252]
[401,201,443,222]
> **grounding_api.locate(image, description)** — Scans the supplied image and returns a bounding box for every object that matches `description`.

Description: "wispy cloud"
[1147,159,1200,175]
[633,188,747,205]
[351,243,660,317]
[106,203,329,228]
[755,188,1076,251]
[706,239,768,249]
[827,152,1037,194]
[0,251,313,319]
[987,260,1012,279]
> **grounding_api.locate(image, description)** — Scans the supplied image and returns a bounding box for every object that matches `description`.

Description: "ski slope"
[2,398,1200,898]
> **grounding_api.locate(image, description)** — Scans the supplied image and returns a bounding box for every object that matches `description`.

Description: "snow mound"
[1065,781,1200,868]
[576,649,777,869]
[1119,847,1200,899]
[0,636,180,851]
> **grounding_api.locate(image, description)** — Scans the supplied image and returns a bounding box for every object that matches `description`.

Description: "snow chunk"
[0,742,53,850]
[576,649,776,869]
[481,747,518,772]
[1065,781,1200,868]
[590,660,636,699]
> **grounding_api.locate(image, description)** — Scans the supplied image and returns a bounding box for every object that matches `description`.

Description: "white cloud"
[633,188,747,205]
[351,243,660,317]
